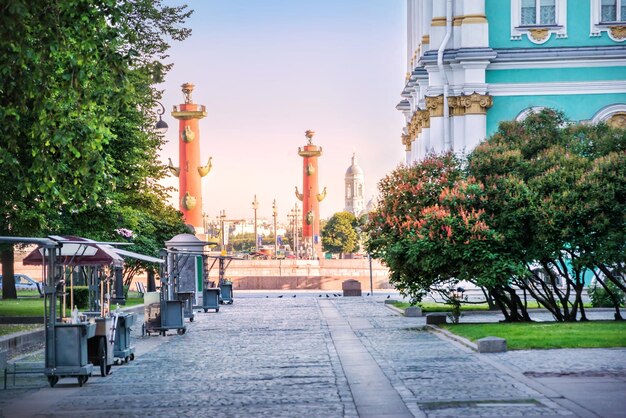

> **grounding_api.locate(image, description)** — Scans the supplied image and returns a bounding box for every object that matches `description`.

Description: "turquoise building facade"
[399,0,626,163]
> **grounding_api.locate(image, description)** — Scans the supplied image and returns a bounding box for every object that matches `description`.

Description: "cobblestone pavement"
[1,297,624,417]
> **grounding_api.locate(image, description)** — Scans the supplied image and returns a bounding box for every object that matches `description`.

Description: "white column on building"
[407,0,414,75]
[421,122,431,159]
[422,0,433,51]
[462,93,492,151]
[461,0,488,48]
[429,0,447,50]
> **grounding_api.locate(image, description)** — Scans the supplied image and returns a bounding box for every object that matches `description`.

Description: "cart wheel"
[124,356,130,364]
[77,375,88,387]
[98,337,107,377]
[106,365,112,375]
[141,324,145,336]
[48,375,59,387]
[177,328,186,335]
[130,353,135,361]
[203,308,208,313]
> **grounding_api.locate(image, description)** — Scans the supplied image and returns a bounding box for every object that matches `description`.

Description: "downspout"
[437,0,452,150]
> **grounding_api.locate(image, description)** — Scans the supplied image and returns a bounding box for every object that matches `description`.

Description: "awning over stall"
[22,236,125,266]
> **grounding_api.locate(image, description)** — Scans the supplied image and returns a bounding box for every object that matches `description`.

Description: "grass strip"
[1,297,143,316]
[0,324,43,337]
[440,321,626,350]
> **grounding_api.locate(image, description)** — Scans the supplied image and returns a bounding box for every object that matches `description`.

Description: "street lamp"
[252,195,259,252]
[272,199,278,259]
[220,210,227,255]
[292,203,300,259]
[155,100,168,136]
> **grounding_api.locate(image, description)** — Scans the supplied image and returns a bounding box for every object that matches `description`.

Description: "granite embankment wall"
[7,251,392,291]
[208,259,392,290]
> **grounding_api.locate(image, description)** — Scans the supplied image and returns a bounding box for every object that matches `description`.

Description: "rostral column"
[295,130,326,258]
[169,83,212,233]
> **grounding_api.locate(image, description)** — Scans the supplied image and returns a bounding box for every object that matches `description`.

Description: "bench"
[135,282,146,296]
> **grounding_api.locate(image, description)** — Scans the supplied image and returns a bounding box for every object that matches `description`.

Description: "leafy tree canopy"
[0,0,192,297]
[322,212,359,256]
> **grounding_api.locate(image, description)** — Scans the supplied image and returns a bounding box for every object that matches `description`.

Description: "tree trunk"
[1,247,17,299]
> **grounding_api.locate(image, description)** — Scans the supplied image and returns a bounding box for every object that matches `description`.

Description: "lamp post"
[293,203,300,259]
[252,195,259,252]
[272,199,278,259]
[155,100,168,136]
[220,209,227,255]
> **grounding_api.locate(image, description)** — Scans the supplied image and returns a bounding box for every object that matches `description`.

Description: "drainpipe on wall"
[437,0,452,151]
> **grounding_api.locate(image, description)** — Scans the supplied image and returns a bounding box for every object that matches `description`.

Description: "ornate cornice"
[448,96,465,116]
[401,133,412,152]
[458,93,493,115]
[419,109,430,129]
[426,95,444,117]
[528,28,550,43]
[609,25,626,41]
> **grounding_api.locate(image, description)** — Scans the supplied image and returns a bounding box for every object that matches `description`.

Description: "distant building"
[398,0,626,163]
[344,153,365,216]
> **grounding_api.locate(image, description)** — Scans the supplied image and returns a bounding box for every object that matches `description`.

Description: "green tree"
[469,109,626,320]
[0,0,192,298]
[365,153,530,320]
[322,212,358,257]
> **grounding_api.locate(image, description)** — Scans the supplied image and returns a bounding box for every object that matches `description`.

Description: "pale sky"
[159,0,406,223]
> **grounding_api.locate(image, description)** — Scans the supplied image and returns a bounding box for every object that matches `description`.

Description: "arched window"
[515,106,546,121]
[592,104,626,128]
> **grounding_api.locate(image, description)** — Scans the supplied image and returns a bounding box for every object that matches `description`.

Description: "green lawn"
[440,321,626,350]
[0,296,144,317]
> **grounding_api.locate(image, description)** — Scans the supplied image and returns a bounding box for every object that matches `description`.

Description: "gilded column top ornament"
[181,82,195,104]
[459,93,493,115]
[401,133,412,152]
[305,130,315,144]
[419,108,431,129]
[425,95,444,117]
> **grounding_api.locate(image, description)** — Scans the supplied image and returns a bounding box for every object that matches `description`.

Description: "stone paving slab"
[0,297,624,418]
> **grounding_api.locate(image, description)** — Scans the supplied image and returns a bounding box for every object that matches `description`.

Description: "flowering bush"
[115,228,135,239]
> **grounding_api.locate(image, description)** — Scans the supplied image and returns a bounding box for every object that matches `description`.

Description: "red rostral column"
[169,83,212,232]
[296,130,326,258]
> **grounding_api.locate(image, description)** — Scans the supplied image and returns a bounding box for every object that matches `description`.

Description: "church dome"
[345,153,364,177]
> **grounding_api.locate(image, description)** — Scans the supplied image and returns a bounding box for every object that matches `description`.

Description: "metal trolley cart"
[201,286,220,312]
[207,255,237,305]
[113,311,136,363]
[0,236,100,387]
[176,291,195,322]
[219,281,233,304]
[143,292,186,336]
[142,251,186,336]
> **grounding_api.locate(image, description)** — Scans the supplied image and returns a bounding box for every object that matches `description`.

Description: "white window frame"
[511,0,567,44]
[590,0,626,42]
